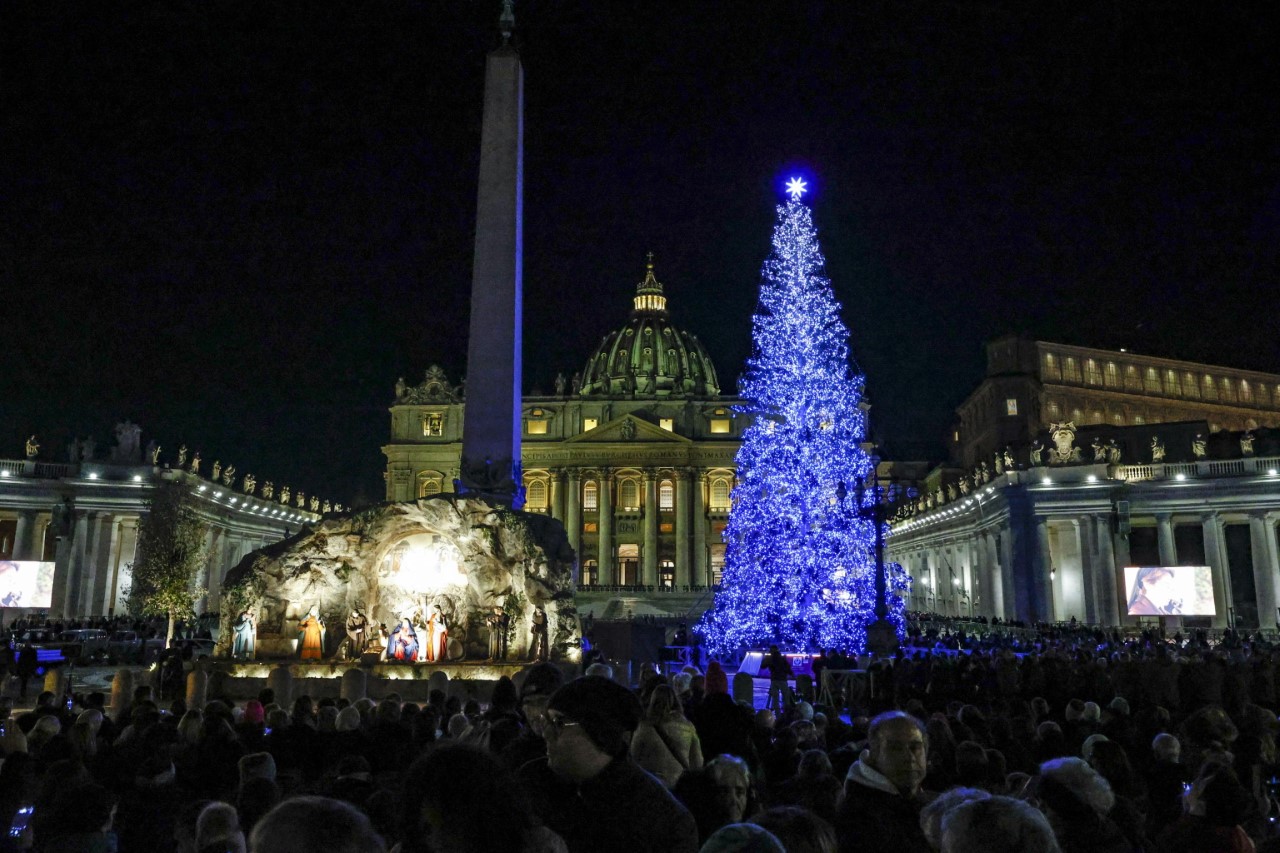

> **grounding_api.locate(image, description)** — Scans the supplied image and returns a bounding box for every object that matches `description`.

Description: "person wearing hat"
[497,663,565,770]
[517,675,698,853]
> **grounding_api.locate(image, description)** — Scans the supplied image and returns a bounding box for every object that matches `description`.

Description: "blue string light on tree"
[697,175,908,656]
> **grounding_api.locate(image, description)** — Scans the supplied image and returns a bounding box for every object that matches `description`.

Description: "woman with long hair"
[630,684,704,788]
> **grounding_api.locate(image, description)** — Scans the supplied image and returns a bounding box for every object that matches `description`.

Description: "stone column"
[109,518,140,615]
[998,532,1017,621]
[549,471,563,522]
[12,510,36,560]
[54,511,89,618]
[83,512,118,617]
[1250,513,1279,630]
[1094,513,1119,626]
[459,37,523,506]
[1035,517,1054,623]
[643,469,659,587]
[674,470,691,589]
[1156,513,1177,566]
[1074,518,1097,624]
[1202,513,1230,628]
[598,470,614,584]
[565,469,581,568]
[693,470,708,586]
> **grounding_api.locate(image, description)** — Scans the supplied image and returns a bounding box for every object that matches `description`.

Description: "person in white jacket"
[630,684,705,788]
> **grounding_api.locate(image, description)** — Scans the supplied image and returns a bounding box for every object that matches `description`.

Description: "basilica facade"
[383,260,745,619]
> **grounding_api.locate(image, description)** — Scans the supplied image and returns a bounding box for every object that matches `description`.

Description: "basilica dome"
[577,257,721,399]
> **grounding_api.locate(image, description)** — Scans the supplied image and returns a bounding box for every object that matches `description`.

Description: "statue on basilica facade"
[176,445,188,468]
[1151,436,1166,463]
[1091,437,1106,463]
[958,476,971,495]
[933,487,944,505]
[296,491,307,508]
[571,372,582,395]
[322,500,331,513]
[190,452,201,475]
[1192,434,1207,459]
[310,496,320,512]
[946,484,957,502]
[279,485,291,505]
[554,373,567,396]
[24,435,38,459]
[1048,422,1083,465]
[1003,447,1015,471]
[1241,431,1256,457]
[146,441,160,465]
[222,465,235,486]
[978,462,990,483]
[212,460,222,481]
[395,376,406,400]
[1106,439,1122,464]
[334,503,343,512]
[112,421,142,463]
[243,473,257,494]
[1029,439,1044,467]
[993,451,1004,475]
[262,481,274,499]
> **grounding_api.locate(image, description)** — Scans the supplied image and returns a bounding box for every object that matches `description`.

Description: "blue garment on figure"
[232,614,255,658]
[394,620,419,662]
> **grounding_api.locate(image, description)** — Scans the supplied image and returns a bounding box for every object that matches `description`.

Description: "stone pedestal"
[186,668,208,709]
[43,668,68,697]
[341,668,367,702]
[267,664,293,708]
[207,669,230,702]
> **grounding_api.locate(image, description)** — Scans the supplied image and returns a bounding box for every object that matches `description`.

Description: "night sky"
[4,1,1277,506]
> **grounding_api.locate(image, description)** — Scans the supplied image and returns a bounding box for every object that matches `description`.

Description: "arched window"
[619,479,639,511]
[659,480,674,510]
[583,481,598,511]
[527,480,547,510]
[709,477,731,509]
[420,479,442,498]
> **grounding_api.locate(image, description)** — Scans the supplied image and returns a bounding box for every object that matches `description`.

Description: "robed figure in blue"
[232,609,256,660]
[391,617,419,662]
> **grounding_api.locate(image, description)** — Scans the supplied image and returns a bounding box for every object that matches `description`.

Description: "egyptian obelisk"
[459,0,523,508]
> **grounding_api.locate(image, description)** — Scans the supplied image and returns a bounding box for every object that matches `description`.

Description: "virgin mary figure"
[391,614,419,662]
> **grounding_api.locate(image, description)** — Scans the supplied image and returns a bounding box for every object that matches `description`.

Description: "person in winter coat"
[630,684,704,788]
[834,711,934,853]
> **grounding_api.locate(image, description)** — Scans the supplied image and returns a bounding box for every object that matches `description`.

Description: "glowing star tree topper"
[696,180,908,656]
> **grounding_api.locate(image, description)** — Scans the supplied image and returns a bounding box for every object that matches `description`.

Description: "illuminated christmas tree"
[698,177,906,656]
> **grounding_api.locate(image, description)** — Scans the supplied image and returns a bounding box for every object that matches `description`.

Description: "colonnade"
[891,508,1280,629]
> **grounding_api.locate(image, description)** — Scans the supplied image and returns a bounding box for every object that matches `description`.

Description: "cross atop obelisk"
[458,0,524,507]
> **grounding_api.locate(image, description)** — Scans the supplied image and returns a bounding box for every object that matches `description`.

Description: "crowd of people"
[0,613,1279,851]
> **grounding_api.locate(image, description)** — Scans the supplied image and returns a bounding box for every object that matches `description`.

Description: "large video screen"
[0,561,55,608]
[1123,566,1215,616]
